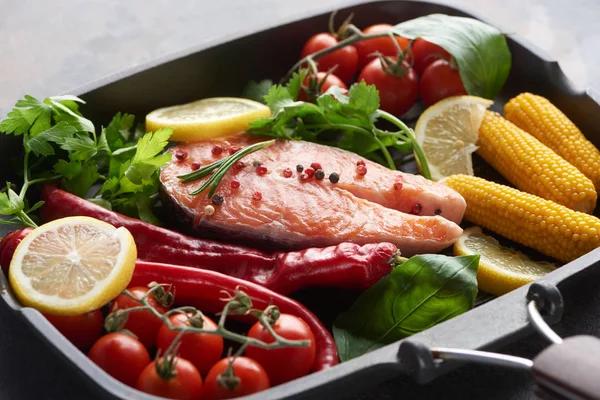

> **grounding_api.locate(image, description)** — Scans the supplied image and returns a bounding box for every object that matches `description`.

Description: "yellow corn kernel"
[445,174,600,262]
[505,93,600,191]
[477,111,596,213]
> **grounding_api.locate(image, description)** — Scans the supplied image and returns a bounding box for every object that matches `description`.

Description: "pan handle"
[398,281,564,384]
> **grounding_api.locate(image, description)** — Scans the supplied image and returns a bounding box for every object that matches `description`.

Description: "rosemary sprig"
[177,140,276,197]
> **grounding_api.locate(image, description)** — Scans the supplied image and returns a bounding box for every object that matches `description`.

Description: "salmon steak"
[160,135,466,255]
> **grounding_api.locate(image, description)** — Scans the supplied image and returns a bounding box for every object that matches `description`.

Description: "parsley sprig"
[246,71,431,178]
[0,95,172,227]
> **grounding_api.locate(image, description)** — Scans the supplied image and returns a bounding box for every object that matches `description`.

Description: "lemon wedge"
[454,226,556,296]
[415,96,493,181]
[146,97,271,142]
[9,217,137,315]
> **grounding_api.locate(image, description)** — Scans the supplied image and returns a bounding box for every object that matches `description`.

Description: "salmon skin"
[160,135,465,255]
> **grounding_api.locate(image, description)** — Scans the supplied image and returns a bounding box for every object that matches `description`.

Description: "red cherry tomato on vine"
[411,38,451,75]
[203,357,270,400]
[358,57,419,117]
[88,332,150,387]
[420,59,467,106]
[136,357,203,400]
[44,310,103,349]
[298,72,348,102]
[301,33,358,84]
[355,24,410,69]
[156,313,224,376]
[245,314,316,386]
[110,286,169,349]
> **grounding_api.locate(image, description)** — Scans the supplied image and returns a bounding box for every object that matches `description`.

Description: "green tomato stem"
[378,110,432,180]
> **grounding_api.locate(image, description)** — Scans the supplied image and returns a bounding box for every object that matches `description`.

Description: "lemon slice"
[146,97,271,142]
[9,217,137,315]
[415,96,493,181]
[454,226,556,296]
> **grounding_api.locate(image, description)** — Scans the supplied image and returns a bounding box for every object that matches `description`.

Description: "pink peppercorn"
[252,191,262,201]
[282,168,293,178]
[211,145,223,155]
[357,165,367,176]
[356,160,366,166]
[393,181,403,190]
[191,162,201,171]
[234,161,245,170]
[310,162,322,170]
[411,203,422,215]
[299,173,309,180]
[228,146,241,155]
[304,168,315,178]
[256,166,268,176]
[230,180,240,189]
[175,150,188,160]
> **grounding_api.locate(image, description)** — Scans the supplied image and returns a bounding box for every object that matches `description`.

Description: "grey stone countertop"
[1,0,599,399]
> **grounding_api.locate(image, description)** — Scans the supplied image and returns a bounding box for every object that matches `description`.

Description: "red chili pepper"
[130,261,339,372]
[39,185,396,294]
[0,228,32,272]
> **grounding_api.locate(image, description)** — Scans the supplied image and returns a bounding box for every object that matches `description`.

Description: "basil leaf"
[393,14,511,99]
[333,254,479,361]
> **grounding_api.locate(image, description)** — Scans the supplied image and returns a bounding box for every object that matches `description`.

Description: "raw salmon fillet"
[160,135,465,255]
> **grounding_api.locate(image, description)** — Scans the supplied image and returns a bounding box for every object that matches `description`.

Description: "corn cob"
[444,174,600,262]
[505,93,600,190]
[477,111,597,213]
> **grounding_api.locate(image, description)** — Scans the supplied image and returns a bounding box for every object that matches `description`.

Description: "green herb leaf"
[132,128,173,165]
[25,122,78,156]
[87,197,113,210]
[333,254,479,361]
[393,14,511,99]
[242,79,274,104]
[53,159,82,180]
[286,69,309,101]
[60,134,99,161]
[50,99,95,134]
[103,112,136,151]
[0,95,52,135]
[0,185,24,215]
[61,162,99,197]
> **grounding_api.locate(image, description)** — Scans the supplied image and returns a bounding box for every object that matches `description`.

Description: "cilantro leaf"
[53,159,82,180]
[60,133,99,161]
[25,122,78,156]
[132,128,172,164]
[103,112,136,151]
[61,162,99,197]
[0,95,52,135]
[0,185,24,216]
[242,79,274,104]
[347,81,380,115]
[50,100,95,133]
[286,69,309,101]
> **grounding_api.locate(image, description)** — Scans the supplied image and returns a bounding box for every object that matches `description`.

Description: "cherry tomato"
[110,286,169,349]
[156,313,224,376]
[301,33,358,84]
[355,24,410,69]
[419,59,467,106]
[137,357,203,400]
[357,57,419,116]
[298,72,348,102]
[203,357,270,400]
[245,314,316,385]
[88,333,150,387]
[411,38,451,75]
[44,310,103,350]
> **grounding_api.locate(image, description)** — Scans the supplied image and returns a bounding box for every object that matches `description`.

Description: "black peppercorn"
[212,194,224,206]
[296,164,304,172]
[329,172,340,183]
[315,169,325,180]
